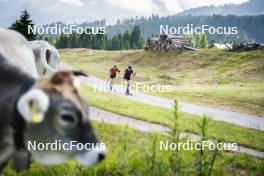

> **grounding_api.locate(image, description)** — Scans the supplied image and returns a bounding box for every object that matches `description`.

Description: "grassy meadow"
[4,121,264,176]
[4,49,264,176]
[60,49,264,116]
[7,48,258,175]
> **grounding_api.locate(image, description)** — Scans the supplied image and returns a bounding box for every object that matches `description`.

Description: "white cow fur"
[0,28,38,78]
[0,28,60,78]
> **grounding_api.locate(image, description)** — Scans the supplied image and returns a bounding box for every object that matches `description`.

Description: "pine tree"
[80,30,93,48]
[10,10,36,40]
[117,34,123,50]
[185,34,195,47]
[190,36,195,48]
[130,26,144,49]
[195,34,201,48]
[123,31,131,49]
[200,33,208,48]
[111,35,121,50]
[106,38,112,50]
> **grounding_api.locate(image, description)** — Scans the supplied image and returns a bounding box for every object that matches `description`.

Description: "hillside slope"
[60,49,264,116]
[178,0,264,16]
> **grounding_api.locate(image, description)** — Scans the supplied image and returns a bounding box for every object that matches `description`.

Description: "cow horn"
[17,89,49,123]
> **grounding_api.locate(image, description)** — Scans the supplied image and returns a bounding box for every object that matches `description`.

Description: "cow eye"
[61,114,75,123]
[59,111,78,127]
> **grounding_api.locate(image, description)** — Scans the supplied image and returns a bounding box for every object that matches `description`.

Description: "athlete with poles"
[123,65,135,95]
[109,64,120,91]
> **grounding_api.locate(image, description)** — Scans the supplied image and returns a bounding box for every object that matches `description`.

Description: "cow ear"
[17,89,49,123]
[40,47,57,73]
[72,70,88,77]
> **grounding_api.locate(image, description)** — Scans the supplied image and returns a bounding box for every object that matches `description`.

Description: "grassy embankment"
[61,48,264,117]
[4,122,264,176]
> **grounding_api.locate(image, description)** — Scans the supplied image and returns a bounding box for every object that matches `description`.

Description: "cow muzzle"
[75,147,106,166]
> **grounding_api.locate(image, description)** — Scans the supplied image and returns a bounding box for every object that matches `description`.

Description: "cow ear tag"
[17,89,49,123]
[30,104,43,123]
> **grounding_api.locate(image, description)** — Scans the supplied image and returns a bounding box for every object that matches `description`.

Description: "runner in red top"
[109,64,120,91]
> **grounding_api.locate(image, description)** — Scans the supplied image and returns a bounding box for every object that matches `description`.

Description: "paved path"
[61,63,264,131]
[90,107,264,159]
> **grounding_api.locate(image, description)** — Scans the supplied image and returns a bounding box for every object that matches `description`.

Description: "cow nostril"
[98,152,106,162]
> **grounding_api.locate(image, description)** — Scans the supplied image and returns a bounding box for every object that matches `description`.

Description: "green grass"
[153,84,264,116]
[4,122,264,176]
[60,48,264,116]
[81,85,264,151]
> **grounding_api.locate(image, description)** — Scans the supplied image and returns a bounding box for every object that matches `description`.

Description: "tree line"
[9,10,144,50]
[106,14,264,43]
[55,26,144,50]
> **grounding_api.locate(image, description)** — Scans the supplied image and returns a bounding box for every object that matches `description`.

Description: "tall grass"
[167,102,221,176]
[169,100,181,175]
[3,107,264,176]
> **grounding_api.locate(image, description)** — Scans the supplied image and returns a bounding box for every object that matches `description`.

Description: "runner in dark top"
[124,65,135,95]
[109,64,120,91]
